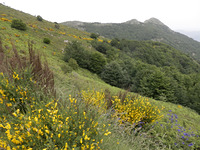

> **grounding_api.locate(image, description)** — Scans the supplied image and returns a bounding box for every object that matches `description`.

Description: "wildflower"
[58,134,61,138]
[0,98,3,104]
[188,143,193,146]
[104,131,111,136]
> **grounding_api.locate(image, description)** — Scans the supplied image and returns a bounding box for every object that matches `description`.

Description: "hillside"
[62,18,200,61]
[1,3,200,149]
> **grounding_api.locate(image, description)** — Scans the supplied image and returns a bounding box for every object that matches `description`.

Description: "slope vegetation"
[0,4,200,149]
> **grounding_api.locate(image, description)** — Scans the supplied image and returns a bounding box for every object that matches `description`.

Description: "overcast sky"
[0,0,200,31]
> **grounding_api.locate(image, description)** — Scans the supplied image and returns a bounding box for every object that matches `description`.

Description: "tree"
[64,41,90,69]
[54,22,60,29]
[37,15,43,21]
[137,69,175,102]
[89,53,106,74]
[101,61,130,88]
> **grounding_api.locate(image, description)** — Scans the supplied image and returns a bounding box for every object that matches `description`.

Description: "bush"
[37,15,43,21]
[54,22,60,29]
[43,38,51,44]
[90,33,99,39]
[11,19,27,31]
[112,95,164,128]
[61,64,73,74]
[68,58,79,70]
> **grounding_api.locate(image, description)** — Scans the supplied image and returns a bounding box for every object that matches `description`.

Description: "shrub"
[11,19,27,31]
[43,38,51,44]
[61,64,73,74]
[90,33,99,39]
[54,22,60,29]
[36,15,43,21]
[68,58,79,70]
[112,95,164,130]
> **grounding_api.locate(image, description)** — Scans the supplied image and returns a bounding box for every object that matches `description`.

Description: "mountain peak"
[144,18,165,26]
[124,19,141,25]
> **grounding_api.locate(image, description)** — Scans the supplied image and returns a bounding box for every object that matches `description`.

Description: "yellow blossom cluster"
[112,95,164,126]
[28,24,38,28]
[1,14,7,17]
[58,31,66,35]
[14,33,20,37]
[45,27,54,31]
[1,27,6,30]
[1,17,12,22]
[81,90,107,113]
[67,34,103,42]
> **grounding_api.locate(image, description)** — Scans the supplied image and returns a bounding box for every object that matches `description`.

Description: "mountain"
[62,18,200,61]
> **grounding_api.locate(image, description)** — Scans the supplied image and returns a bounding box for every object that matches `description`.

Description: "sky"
[0,0,200,31]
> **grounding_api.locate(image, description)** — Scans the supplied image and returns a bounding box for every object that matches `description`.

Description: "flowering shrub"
[81,90,107,113]
[59,31,66,35]
[14,33,20,37]
[1,17,11,22]
[112,96,164,127]
[1,27,6,30]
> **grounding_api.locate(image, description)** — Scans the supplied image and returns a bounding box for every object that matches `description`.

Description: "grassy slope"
[1,4,200,149]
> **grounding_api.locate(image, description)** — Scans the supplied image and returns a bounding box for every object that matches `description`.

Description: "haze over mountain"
[177,30,200,42]
[62,18,200,61]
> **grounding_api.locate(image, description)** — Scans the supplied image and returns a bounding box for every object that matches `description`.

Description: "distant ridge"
[62,18,200,61]
[124,19,141,25]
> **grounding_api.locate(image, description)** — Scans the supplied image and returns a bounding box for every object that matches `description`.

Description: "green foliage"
[36,15,43,21]
[110,38,120,47]
[90,33,99,39]
[91,40,111,54]
[89,52,106,74]
[68,58,79,70]
[43,38,51,44]
[137,69,175,102]
[64,41,106,74]
[101,61,130,88]
[64,41,90,69]
[54,22,60,29]
[11,19,27,31]
[61,64,73,74]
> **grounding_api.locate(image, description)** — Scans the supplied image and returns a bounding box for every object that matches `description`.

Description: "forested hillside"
[62,18,200,61]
